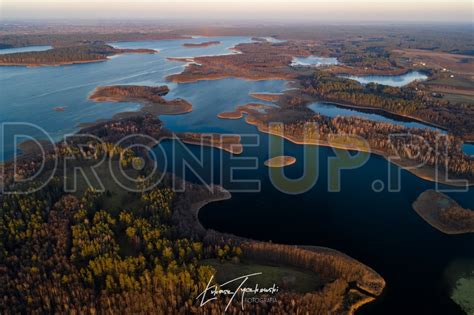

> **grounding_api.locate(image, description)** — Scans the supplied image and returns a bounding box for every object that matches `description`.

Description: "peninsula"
[167,57,195,62]
[218,103,474,186]
[166,41,311,83]
[174,132,243,155]
[249,92,283,102]
[413,190,474,234]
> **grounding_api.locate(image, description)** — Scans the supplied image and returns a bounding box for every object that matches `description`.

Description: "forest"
[236,103,474,181]
[301,71,474,140]
[0,114,386,314]
[0,44,155,66]
[0,32,187,49]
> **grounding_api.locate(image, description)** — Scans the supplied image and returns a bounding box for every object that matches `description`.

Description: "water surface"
[463,143,474,156]
[342,71,428,87]
[291,55,339,67]
[0,36,472,315]
[309,101,443,132]
[0,36,254,160]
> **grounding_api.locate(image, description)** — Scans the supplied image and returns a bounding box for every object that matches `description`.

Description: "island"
[89,85,192,116]
[264,156,297,167]
[0,44,157,67]
[182,41,221,48]
[413,190,474,234]
[217,111,243,119]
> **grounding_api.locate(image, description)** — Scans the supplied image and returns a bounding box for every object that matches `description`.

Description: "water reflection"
[342,71,428,87]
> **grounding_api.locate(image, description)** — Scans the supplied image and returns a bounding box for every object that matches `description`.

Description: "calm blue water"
[0,45,52,54]
[291,55,339,67]
[342,71,428,87]
[1,36,473,315]
[156,133,474,315]
[463,143,474,156]
[309,101,443,132]
[0,36,257,160]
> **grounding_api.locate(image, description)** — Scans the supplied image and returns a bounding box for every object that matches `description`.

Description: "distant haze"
[1,0,472,23]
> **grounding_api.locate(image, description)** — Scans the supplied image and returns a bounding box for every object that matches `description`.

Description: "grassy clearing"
[201,258,324,293]
[63,161,144,212]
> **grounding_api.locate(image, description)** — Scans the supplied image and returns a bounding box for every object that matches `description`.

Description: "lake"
[0,36,254,160]
[342,71,428,87]
[463,143,474,156]
[308,101,444,132]
[0,37,472,315]
[291,55,339,67]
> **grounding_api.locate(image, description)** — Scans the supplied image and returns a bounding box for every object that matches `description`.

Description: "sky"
[0,0,472,23]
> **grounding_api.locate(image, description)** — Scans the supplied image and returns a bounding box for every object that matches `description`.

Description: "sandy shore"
[217,111,244,119]
[264,156,296,168]
[249,92,283,102]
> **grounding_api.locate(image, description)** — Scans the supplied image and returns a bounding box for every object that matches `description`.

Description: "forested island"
[413,190,474,234]
[182,41,221,48]
[89,85,193,116]
[0,44,156,66]
[0,113,385,314]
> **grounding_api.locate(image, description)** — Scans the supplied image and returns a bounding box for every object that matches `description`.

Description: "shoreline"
[312,98,448,132]
[166,72,294,84]
[258,124,474,187]
[249,92,283,102]
[189,188,385,314]
[0,59,108,67]
[172,133,243,155]
[218,106,473,187]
